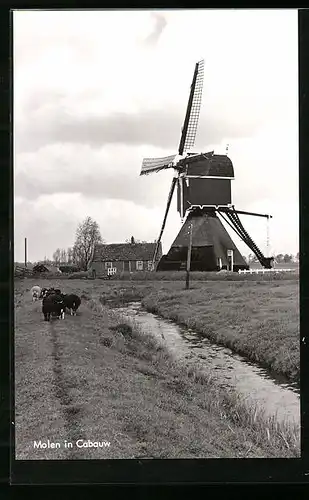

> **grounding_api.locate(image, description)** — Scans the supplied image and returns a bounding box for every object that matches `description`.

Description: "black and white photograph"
[13,9,300,461]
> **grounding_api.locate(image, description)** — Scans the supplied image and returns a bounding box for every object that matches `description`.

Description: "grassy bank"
[141,280,299,384]
[15,279,299,459]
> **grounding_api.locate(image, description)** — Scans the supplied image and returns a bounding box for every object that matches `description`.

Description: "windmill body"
[176,153,234,218]
[158,210,247,272]
[140,60,274,272]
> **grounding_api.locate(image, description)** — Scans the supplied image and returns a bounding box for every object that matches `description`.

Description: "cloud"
[14,112,298,212]
[14,143,176,207]
[143,13,167,46]
[15,95,272,154]
[13,9,299,262]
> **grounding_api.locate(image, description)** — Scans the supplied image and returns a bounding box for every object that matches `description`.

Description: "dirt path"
[15,297,95,459]
[15,299,67,459]
[15,292,131,459]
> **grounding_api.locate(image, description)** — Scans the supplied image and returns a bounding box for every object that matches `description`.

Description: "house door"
[227,250,234,271]
[123,261,130,271]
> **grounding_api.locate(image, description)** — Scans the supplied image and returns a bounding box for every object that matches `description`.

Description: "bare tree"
[73,216,103,270]
[248,253,258,264]
[60,248,67,263]
[283,253,293,263]
[125,236,137,244]
[52,248,61,265]
[67,247,74,264]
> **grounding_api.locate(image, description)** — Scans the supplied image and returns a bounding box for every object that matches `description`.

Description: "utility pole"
[185,220,193,290]
[24,237,27,268]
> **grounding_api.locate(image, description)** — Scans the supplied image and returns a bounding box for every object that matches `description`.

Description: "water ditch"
[114,301,300,426]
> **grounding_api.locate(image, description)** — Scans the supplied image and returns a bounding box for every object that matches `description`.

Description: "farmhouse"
[32,263,62,275]
[89,240,162,277]
[14,262,62,278]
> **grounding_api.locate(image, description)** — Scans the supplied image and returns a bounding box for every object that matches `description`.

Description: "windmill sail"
[140,59,204,176]
[178,59,204,155]
[140,154,177,176]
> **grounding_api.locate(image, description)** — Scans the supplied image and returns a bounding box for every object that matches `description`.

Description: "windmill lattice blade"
[140,154,177,176]
[183,59,204,153]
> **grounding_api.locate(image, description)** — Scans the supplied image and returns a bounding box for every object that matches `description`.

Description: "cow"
[62,294,81,316]
[30,285,42,302]
[40,287,48,299]
[42,293,65,321]
[41,287,61,299]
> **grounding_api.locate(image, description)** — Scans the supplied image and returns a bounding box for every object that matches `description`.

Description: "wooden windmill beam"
[152,177,177,269]
[217,207,272,219]
[229,208,272,219]
[217,209,274,269]
[185,219,193,289]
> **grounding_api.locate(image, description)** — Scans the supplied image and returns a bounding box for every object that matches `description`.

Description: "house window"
[136,261,143,271]
[147,260,153,271]
[105,262,112,269]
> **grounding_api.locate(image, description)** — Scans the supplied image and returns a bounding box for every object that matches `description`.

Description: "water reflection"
[116,302,300,426]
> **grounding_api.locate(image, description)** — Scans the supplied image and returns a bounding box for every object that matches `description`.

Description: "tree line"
[247,252,299,264]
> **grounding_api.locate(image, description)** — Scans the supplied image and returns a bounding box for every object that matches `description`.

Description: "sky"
[14,9,299,263]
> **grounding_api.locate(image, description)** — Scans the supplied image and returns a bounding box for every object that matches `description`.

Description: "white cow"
[30,285,42,301]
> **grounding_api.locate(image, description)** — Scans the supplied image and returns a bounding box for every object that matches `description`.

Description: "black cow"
[40,287,48,299]
[62,294,81,316]
[42,293,65,321]
[41,287,62,299]
[41,287,54,299]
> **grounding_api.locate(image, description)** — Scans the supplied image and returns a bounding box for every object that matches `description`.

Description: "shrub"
[110,323,133,338]
[67,271,90,279]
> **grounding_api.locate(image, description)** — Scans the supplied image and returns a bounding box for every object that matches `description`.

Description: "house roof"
[92,242,162,262]
[33,263,61,273]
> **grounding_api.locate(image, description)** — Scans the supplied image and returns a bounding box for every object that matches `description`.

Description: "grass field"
[141,280,300,384]
[14,277,300,459]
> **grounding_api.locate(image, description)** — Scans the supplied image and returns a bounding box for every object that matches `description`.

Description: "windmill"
[140,60,274,272]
